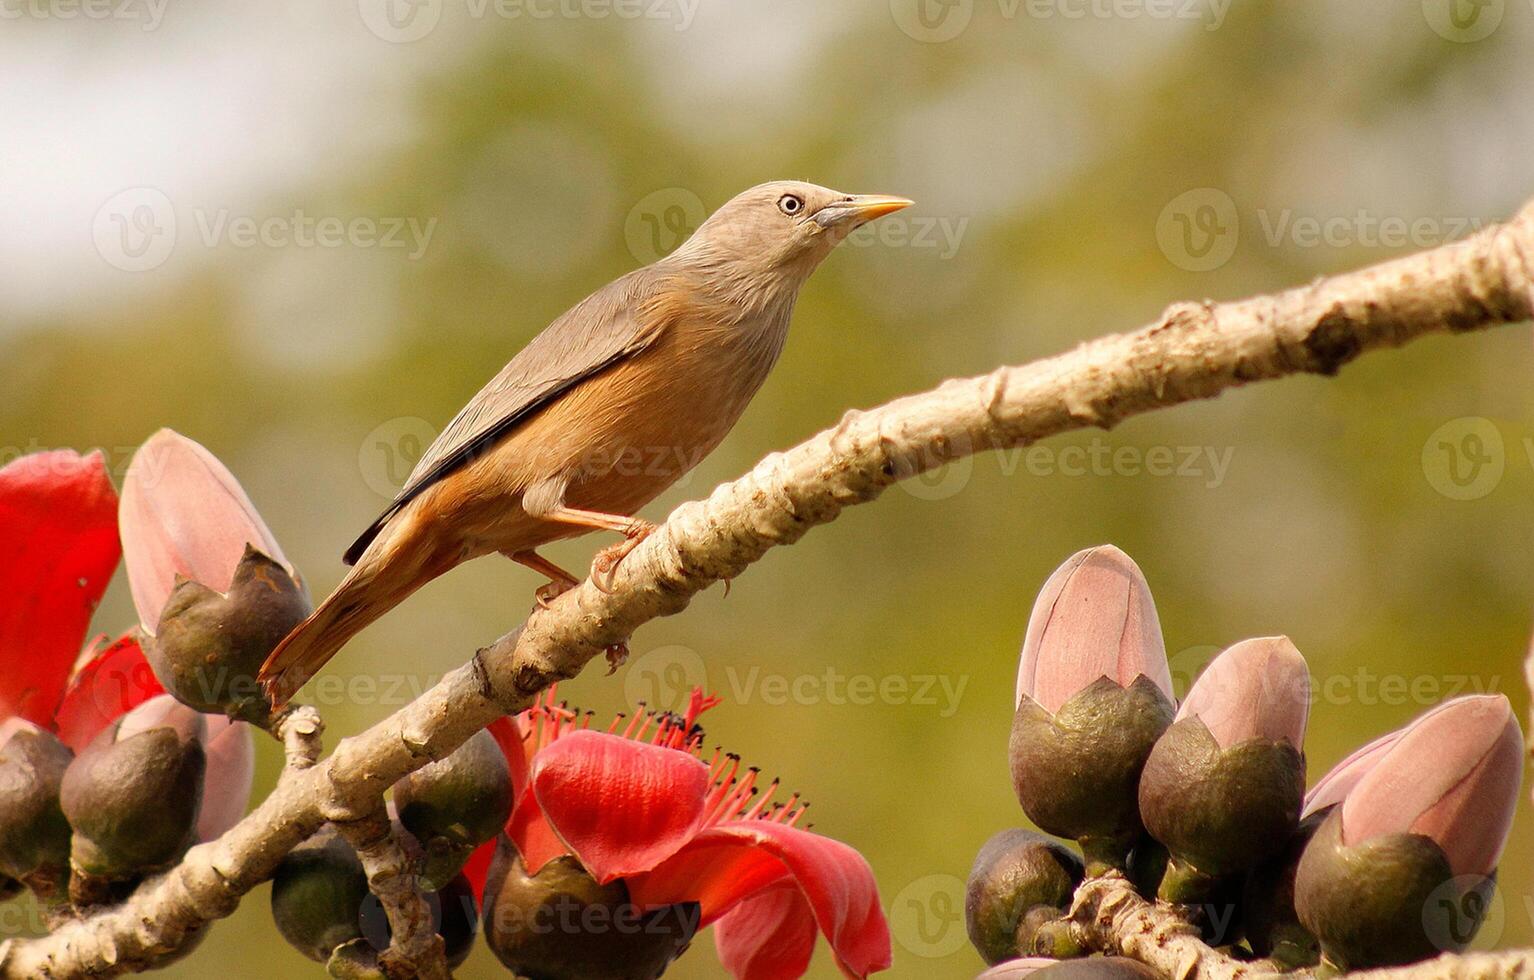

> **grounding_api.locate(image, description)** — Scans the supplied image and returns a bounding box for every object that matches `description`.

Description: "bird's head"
[668,181,912,285]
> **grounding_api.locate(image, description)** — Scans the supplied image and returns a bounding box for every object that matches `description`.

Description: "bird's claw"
[534,578,577,609]
[590,521,656,593]
[605,642,630,674]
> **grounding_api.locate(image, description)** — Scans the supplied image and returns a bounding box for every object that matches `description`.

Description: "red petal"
[627,836,791,921]
[54,631,164,752]
[0,450,120,726]
[119,429,290,634]
[530,729,710,883]
[461,836,498,900]
[486,715,530,805]
[630,823,892,979]
[714,881,818,980]
[507,785,570,875]
[197,717,255,842]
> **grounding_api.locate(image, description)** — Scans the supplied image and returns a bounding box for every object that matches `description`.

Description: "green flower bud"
[1294,810,1477,970]
[1010,677,1174,873]
[0,721,74,899]
[146,546,310,724]
[1243,810,1323,968]
[120,429,311,725]
[271,830,373,963]
[393,728,512,890]
[59,698,206,884]
[966,829,1083,965]
[482,837,699,980]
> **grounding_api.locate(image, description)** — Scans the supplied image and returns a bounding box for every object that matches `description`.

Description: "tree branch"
[4,201,1533,978]
[1063,874,1276,980]
[1064,875,1534,980]
[329,810,447,980]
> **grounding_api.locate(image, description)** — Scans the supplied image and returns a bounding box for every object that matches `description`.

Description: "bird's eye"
[777,194,804,216]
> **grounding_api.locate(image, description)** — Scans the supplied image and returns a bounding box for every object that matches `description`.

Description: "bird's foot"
[605,642,630,674]
[534,577,578,609]
[509,550,581,609]
[591,520,657,593]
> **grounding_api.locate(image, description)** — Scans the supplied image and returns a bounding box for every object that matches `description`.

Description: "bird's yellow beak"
[814,194,914,228]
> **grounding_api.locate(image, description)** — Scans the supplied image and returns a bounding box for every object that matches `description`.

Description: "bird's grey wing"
[343,272,668,565]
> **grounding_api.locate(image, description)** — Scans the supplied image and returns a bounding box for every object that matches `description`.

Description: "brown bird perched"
[258,181,911,703]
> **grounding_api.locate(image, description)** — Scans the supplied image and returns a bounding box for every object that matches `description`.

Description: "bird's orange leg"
[537,507,658,594]
[507,550,581,608]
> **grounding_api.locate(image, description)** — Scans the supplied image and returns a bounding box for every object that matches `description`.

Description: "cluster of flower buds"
[269,828,480,969]
[972,546,1524,976]
[264,731,512,969]
[0,447,256,908]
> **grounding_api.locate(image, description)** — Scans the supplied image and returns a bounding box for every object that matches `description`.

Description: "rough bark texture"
[1066,875,1534,980]
[3,202,1533,978]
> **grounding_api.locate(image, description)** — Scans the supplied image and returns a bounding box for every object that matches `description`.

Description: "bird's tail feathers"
[259,555,401,707]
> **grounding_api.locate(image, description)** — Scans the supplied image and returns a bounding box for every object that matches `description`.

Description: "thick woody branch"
[4,203,1534,978]
[1064,876,1534,980]
[1350,952,1534,980]
[1064,874,1276,980]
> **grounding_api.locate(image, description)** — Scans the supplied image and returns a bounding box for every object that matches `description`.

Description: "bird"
[257,181,911,704]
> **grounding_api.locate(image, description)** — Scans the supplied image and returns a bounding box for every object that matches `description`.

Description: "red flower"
[480,689,892,980]
[0,449,255,837]
[0,450,161,742]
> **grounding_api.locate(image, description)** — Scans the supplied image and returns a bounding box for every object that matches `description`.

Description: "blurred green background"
[4,0,1534,976]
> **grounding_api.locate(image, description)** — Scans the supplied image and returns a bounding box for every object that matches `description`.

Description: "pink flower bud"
[977,958,1059,979]
[1302,728,1404,818]
[1016,546,1172,714]
[115,693,206,744]
[1339,694,1522,877]
[197,718,254,843]
[1177,636,1309,749]
[119,429,292,635]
